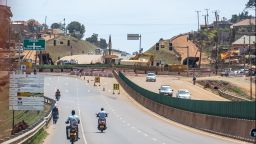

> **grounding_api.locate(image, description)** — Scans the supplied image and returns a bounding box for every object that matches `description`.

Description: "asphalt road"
[43,74,244,144]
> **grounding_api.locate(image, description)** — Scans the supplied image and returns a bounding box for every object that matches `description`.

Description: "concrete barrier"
[113,71,255,143]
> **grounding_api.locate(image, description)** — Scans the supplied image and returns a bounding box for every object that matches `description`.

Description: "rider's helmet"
[71,110,75,115]
[57,89,60,92]
[101,108,104,111]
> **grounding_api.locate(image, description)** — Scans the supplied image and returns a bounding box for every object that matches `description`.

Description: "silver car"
[146,73,156,82]
[159,85,173,96]
[176,89,191,99]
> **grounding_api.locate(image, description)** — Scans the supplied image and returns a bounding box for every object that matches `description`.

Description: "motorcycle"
[69,127,78,144]
[96,113,108,133]
[66,121,79,144]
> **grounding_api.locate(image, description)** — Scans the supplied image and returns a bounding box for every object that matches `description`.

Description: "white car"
[176,89,191,99]
[146,73,156,82]
[159,85,173,96]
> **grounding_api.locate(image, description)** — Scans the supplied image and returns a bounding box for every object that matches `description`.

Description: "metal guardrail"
[1,96,55,144]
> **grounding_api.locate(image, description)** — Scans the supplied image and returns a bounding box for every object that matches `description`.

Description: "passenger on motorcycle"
[65,110,80,139]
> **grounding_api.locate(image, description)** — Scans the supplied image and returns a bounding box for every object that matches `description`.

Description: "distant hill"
[145,40,181,64]
[46,35,97,62]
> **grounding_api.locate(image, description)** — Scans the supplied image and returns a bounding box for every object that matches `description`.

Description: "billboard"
[9,73,44,111]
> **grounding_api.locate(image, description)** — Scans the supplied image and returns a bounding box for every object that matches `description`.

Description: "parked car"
[146,72,156,82]
[70,59,78,64]
[220,68,233,76]
[159,85,173,96]
[176,89,191,99]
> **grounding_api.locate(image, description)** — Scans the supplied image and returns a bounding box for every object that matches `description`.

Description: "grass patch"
[24,128,48,144]
[230,87,246,96]
[46,35,97,62]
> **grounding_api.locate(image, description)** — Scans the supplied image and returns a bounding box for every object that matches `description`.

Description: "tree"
[86,33,98,44]
[27,19,42,33]
[246,0,256,9]
[99,38,108,49]
[51,23,61,29]
[230,11,251,23]
[67,21,86,39]
[42,24,48,30]
[85,34,108,49]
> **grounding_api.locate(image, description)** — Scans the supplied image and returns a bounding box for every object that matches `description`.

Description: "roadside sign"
[251,128,256,137]
[113,83,120,94]
[127,34,140,40]
[113,84,119,90]
[9,73,44,111]
[95,76,100,83]
[23,39,45,51]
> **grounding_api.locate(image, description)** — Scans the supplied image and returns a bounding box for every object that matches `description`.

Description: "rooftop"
[231,18,256,28]
[232,35,256,45]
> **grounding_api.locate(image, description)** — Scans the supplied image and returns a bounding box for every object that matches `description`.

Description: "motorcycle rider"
[52,104,59,124]
[97,108,108,128]
[55,89,61,100]
[65,110,80,139]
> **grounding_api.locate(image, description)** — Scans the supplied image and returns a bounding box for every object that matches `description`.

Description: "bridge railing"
[1,96,55,144]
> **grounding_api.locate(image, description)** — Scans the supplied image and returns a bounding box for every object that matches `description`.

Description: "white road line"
[143,133,148,137]
[76,87,88,144]
[78,108,88,144]
[152,138,157,141]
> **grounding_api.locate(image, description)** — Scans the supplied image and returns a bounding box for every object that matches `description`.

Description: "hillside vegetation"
[146,40,181,64]
[46,35,97,62]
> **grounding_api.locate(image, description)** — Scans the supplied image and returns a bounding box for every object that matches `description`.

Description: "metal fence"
[119,72,256,120]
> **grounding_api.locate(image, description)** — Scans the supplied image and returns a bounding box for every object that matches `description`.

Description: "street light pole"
[139,34,142,53]
[187,46,189,77]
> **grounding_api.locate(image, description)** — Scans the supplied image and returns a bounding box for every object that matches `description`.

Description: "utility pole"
[202,14,207,27]
[214,10,219,75]
[139,34,142,53]
[249,18,253,100]
[63,18,66,35]
[195,11,201,31]
[44,16,47,30]
[243,36,246,69]
[205,9,209,26]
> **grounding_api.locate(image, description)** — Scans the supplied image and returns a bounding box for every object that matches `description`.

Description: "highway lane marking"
[78,108,88,144]
[152,138,157,141]
[76,87,88,144]
[121,88,246,144]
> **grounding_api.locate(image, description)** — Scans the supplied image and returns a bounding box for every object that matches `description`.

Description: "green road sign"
[23,39,45,50]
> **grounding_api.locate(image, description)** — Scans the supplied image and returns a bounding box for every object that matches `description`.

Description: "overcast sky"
[6,0,251,53]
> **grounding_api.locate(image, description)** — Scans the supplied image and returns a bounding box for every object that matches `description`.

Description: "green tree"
[246,0,256,8]
[67,21,86,39]
[51,23,61,29]
[230,11,251,23]
[99,38,108,49]
[27,19,41,33]
[86,33,98,44]
[86,34,108,49]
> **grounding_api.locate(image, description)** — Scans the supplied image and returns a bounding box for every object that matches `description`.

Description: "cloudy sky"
[6,0,251,53]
